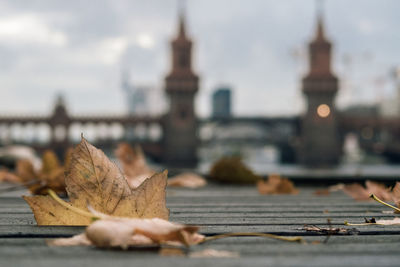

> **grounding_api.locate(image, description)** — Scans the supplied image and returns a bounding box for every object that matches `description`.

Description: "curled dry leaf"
[375,217,400,225]
[168,173,207,188]
[257,174,299,195]
[23,137,169,225]
[342,180,393,201]
[115,143,156,189]
[50,217,205,249]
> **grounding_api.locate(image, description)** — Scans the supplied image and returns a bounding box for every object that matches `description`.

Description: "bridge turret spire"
[307,0,334,79]
[163,1,199,167]
[298,1,342,166]
[178,0,186,38]
[315,0,326,42]
[168,0,196,77]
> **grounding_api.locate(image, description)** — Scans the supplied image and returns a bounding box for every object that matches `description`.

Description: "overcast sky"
[0,0,399,117]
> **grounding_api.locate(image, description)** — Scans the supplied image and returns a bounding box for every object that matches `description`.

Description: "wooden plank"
[0,213,396,227]
[0,184,399,267]
[1,237,400,267]
[1,224,400,237]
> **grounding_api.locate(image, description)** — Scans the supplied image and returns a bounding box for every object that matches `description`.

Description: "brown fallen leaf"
[391,182,400,213]
[15,150,69,195]
[0,169,22,183]
[209,156,261,184]
[314,189,330,196]
[341,183,369,201]
[40,150,61,175]
[328,183,345,192]
[342,180,392,201]
[50,217,205,249]
[23,137,169,225]
[168,173,207,188]
[365,180,393,201]
[257,174,299,195]
[115,143,156,189]
[189,249,239,258]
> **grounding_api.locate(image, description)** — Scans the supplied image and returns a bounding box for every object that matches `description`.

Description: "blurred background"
[0,0,399,177]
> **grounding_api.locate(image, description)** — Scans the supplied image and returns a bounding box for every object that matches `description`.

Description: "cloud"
[357,19,379,35]
[135,33,155,49]
[96,37,129,65]
[0,13,67,46]
[0,0,399,117]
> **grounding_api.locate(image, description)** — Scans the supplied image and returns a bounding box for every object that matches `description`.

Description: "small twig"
[47,189,99,219]
[370,194,400,213]
[200,232,303,243]
[323,219,332,244]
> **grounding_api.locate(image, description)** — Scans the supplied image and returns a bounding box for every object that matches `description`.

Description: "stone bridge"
[0,99,164,161]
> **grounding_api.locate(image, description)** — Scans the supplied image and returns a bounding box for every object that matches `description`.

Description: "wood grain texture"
[1,183,400,266]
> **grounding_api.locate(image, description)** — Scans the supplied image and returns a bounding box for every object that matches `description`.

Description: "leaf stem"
[47,189,99,219]
[201,232,303,243]
[370,194,400,213]
[344,221,376,226]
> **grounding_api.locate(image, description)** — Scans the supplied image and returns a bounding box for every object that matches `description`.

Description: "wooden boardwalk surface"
[1,184,400,267]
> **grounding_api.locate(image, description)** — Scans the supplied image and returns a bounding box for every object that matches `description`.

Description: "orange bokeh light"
[317,104,330,118]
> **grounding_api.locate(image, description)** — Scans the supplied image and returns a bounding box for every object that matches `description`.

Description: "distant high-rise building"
[121,72,166,116]
[212,87,231,118]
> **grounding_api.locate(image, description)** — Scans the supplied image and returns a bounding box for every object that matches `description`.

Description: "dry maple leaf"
[257,174,298,195]
[342,180,392,201]
[49,217,205,249]
[23,137,169,225]
[168,173,207,188]
[115,143,156,189]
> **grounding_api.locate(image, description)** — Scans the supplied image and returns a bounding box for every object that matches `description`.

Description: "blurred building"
[121,72,166,116]
[212,87,231,118]
[380,67,400,117]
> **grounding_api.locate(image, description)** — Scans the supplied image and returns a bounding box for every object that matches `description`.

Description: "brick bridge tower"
[299,8,342,166]
[163,8,199,167]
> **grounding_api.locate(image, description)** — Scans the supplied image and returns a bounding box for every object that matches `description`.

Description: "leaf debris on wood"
[257,174,299,195]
